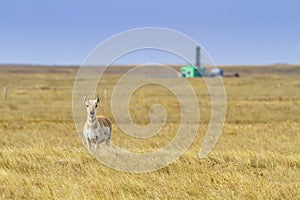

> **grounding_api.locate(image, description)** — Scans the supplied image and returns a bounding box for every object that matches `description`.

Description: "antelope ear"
[84,95,88,103]
[96,95,100,103]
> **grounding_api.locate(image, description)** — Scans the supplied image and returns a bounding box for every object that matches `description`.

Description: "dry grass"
[0,65,299,199]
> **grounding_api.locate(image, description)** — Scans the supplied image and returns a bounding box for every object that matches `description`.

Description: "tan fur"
[97,115,112,132]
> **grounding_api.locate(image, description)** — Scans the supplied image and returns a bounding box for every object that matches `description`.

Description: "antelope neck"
[88,115,97,123]
[87,115,99,129]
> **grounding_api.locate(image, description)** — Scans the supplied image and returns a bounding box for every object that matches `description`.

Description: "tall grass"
[0,66,299,199]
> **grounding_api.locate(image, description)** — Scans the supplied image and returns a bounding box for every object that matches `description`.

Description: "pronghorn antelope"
[83,95,112,151]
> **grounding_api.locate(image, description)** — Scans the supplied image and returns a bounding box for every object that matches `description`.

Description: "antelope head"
[84,95,100,119]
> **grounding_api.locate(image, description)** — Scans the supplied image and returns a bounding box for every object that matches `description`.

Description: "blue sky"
[0,0,299,65]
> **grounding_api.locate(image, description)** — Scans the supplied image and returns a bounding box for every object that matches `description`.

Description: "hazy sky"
[1,0,299,65]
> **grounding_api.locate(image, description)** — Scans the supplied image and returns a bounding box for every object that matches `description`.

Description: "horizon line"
[0,62,299,68]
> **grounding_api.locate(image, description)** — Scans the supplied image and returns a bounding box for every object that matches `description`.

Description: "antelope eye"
[95,105,97,108]
[86,105,89,107]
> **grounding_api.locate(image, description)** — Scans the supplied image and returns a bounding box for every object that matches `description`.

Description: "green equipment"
[179,46,206,78]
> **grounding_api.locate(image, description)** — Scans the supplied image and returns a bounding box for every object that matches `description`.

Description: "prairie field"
[0,65,299,199]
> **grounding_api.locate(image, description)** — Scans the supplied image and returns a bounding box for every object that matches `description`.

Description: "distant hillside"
[0,64,299,76]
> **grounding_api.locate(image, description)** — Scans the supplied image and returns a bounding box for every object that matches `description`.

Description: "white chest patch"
[84,122,103,142]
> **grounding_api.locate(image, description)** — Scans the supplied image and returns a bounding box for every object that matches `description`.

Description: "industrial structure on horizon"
[179,46,224,78]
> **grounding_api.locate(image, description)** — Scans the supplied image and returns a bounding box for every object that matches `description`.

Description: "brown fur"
[97,115,112,131]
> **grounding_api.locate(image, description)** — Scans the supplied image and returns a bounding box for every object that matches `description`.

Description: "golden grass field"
[0,65,299,199]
